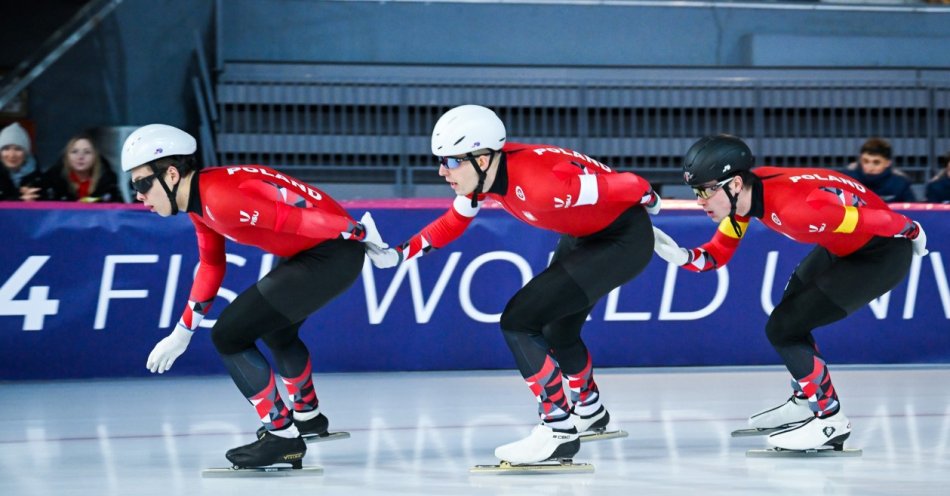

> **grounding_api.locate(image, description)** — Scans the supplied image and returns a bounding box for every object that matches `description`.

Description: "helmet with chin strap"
[122,124,198,215]
[431,104,506,156]
[683,134,755,237]
[431,105,506,207]
[682,134,753,186]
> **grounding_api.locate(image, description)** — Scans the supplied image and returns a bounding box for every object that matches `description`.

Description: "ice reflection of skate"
[470,458,594,474]
[470,424,593,474]
[746,445,863,458]
[746,412,861,458]
[572,405,628,443]
[202,465,325,477]
[202,430,323,478]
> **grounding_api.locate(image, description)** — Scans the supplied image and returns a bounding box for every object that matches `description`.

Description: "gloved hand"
[899,220,928,257]
[642,189,662,215]
[359,211,389,251]
[366,245,404,269]
[146,324,193,374]
[653,226,690,266]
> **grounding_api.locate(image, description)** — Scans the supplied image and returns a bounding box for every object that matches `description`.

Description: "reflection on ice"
[0,366,948,496]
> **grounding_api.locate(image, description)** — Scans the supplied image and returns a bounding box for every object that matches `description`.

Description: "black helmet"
[682,134,754,186]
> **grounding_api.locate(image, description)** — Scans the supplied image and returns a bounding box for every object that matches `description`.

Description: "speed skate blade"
[746,447,863,458]
[201,465,324,478]
[302,431,350,443]
[731,427,785,438]
[470,459,594,475]
[579,429,628,443]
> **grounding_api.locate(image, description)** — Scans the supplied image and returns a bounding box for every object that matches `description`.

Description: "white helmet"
[121,124,197,172]
[430,105,506,157]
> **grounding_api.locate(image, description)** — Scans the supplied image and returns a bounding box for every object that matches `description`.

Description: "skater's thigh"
[502,262,591,334]
[783,246,835,299]
[556,207,653,302]
[257,239,364,323]
[813,237,912,314]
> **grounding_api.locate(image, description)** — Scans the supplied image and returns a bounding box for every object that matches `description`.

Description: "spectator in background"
[0,122,50,201]
[924,152,950,203]
[843,137,917,203]
[45,133,121,202]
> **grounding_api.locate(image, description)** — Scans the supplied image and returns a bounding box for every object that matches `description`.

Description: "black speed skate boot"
[295,412,330,437]
[572,405,610,434]
[226,430,306,469]
[257,412,330,439]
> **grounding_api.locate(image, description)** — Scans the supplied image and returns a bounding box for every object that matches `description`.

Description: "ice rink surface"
[1,365,948,495]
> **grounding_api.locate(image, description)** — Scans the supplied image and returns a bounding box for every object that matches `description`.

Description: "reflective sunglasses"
[691,177,734,200]
[130,174,157,195]
[438,153,487,170]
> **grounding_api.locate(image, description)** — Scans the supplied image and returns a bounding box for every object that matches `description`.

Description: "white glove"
[146,324,193,374]
[653,226,690,266]
[641,189,662,215]
[359,211,389,251]
[366,245,403,269]
[910,221,929,257]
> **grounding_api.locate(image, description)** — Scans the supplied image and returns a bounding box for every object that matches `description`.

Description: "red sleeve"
[684,217,748,272]
[399,195,478,261]
[182,216,227,329]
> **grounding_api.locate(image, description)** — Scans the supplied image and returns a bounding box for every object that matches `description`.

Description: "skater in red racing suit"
[121,124,388,469]
[653,135,928,452]
[366,105,661,465]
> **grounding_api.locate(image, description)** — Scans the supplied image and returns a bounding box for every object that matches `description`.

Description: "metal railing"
[0,0,124,111]
[209,63,950,193]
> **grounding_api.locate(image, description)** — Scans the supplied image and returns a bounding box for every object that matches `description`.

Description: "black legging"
[767,236,913,380]
[210,239,365,397]
[499,206,654,411]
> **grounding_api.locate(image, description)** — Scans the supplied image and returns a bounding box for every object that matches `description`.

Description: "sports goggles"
[438,153,488,170]
[691,177,733,200]
[130,174,157,195]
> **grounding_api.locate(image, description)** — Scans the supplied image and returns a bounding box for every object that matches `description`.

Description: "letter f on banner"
[95,255,159,329]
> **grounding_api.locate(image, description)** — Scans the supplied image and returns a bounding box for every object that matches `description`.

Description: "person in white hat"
[0,122,50,201]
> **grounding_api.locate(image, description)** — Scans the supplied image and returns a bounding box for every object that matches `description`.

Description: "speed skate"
[203,429,322,478]
[731,425,798,437]
[573,406,627,442]
[579,427,628,442]
[472,423,591,474]
[302,430,350,443]
[255,426,351,443]
[748,412,860,457]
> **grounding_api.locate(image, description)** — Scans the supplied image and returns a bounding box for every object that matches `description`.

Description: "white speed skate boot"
[493,424,580,465]
[750,396,813,429]
[732,396,812,437]
[767,412,852,451]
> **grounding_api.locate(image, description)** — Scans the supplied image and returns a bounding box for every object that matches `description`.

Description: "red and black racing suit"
[396,142,658,424]
[681,166,916,416]
[180,165,365,431]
